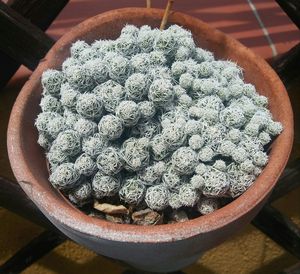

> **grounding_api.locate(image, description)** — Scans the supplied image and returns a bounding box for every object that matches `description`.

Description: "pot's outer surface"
[7,8,293,272]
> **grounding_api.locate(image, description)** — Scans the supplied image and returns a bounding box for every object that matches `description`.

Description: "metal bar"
[0,230,66,274]
[279,262,300,274]
[252,205,300,259]
[123,270,185,274]
[0,0,68,89]
[0,177,56,230]
[0,1,54,70]
[270,158,300,202]
[7,0,69,31]
[276,0,300,30]
[272,42,300,87]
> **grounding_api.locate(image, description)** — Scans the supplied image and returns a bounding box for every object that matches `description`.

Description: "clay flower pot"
[7,8,293,272]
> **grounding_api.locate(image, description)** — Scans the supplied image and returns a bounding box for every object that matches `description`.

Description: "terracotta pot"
[7,8,293,273]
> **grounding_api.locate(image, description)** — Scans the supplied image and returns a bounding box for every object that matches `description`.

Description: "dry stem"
[146,0,151,8]
[160,0,174,30]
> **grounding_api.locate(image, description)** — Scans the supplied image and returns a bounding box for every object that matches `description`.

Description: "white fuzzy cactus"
[190,174,205,189]
[119,178,146,205]
[137,26,156,53]
[36,24,282,218]
[145,185,169,210]
[148,79,174,106]
[53,130,81,156]
[94,80,125,112]
[40,95,62,113]
[74,118,97,137]
[47,117,66,138]
[92,171,121,199]
[76,93,103,120]
[131,53,151,73]
[75,153,97,176]
[65,65,95,92]
[179,72,194,90]
[171,61,187,79]
[37,133,52,150]
[138,161,165,186]
[116,100,140,126]
[98,114,124,140]
[41,69,64,96]
[96,147,123,175]
[60,83,79,110]
[168,192,182,209]
[198,146,215,162]
[70,40,89,58]
[153,31,176,55]
[35,112,60,132]
[202,169,229,197]
[197,198,219,215]
[49,163,80,190]
[47,146,70,167]
[120,137,150,171]
[125,73,148,101]
[172,147,198,174]
[82,135,108,158]
[108,54,132,83]
[162,123,186,150]
[138,101,156,120]
[179,184,199,207]
[189,134,204,150]
[69,182,92,207]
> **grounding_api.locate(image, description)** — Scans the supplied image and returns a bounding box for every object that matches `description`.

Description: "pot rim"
[7,8,294,244]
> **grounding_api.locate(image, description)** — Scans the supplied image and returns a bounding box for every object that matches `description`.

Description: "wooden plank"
[252,205,300,259]
[0,230,66,274]
[0,1,54,71]
[0,0,68,89]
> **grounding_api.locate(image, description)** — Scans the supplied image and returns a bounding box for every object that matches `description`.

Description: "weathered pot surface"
[7,8,293,272]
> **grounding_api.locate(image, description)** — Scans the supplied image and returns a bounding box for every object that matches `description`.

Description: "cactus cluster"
[36,24,282,220]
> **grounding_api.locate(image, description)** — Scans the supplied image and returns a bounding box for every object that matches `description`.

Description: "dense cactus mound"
[35,24,282,224]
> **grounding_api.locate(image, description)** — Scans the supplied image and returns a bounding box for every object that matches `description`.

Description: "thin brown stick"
[160,0,174,30]
[146,0,151,8]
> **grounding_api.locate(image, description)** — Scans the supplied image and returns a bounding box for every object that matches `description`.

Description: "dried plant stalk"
[146,0,151,8]
[160,0,174,30]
